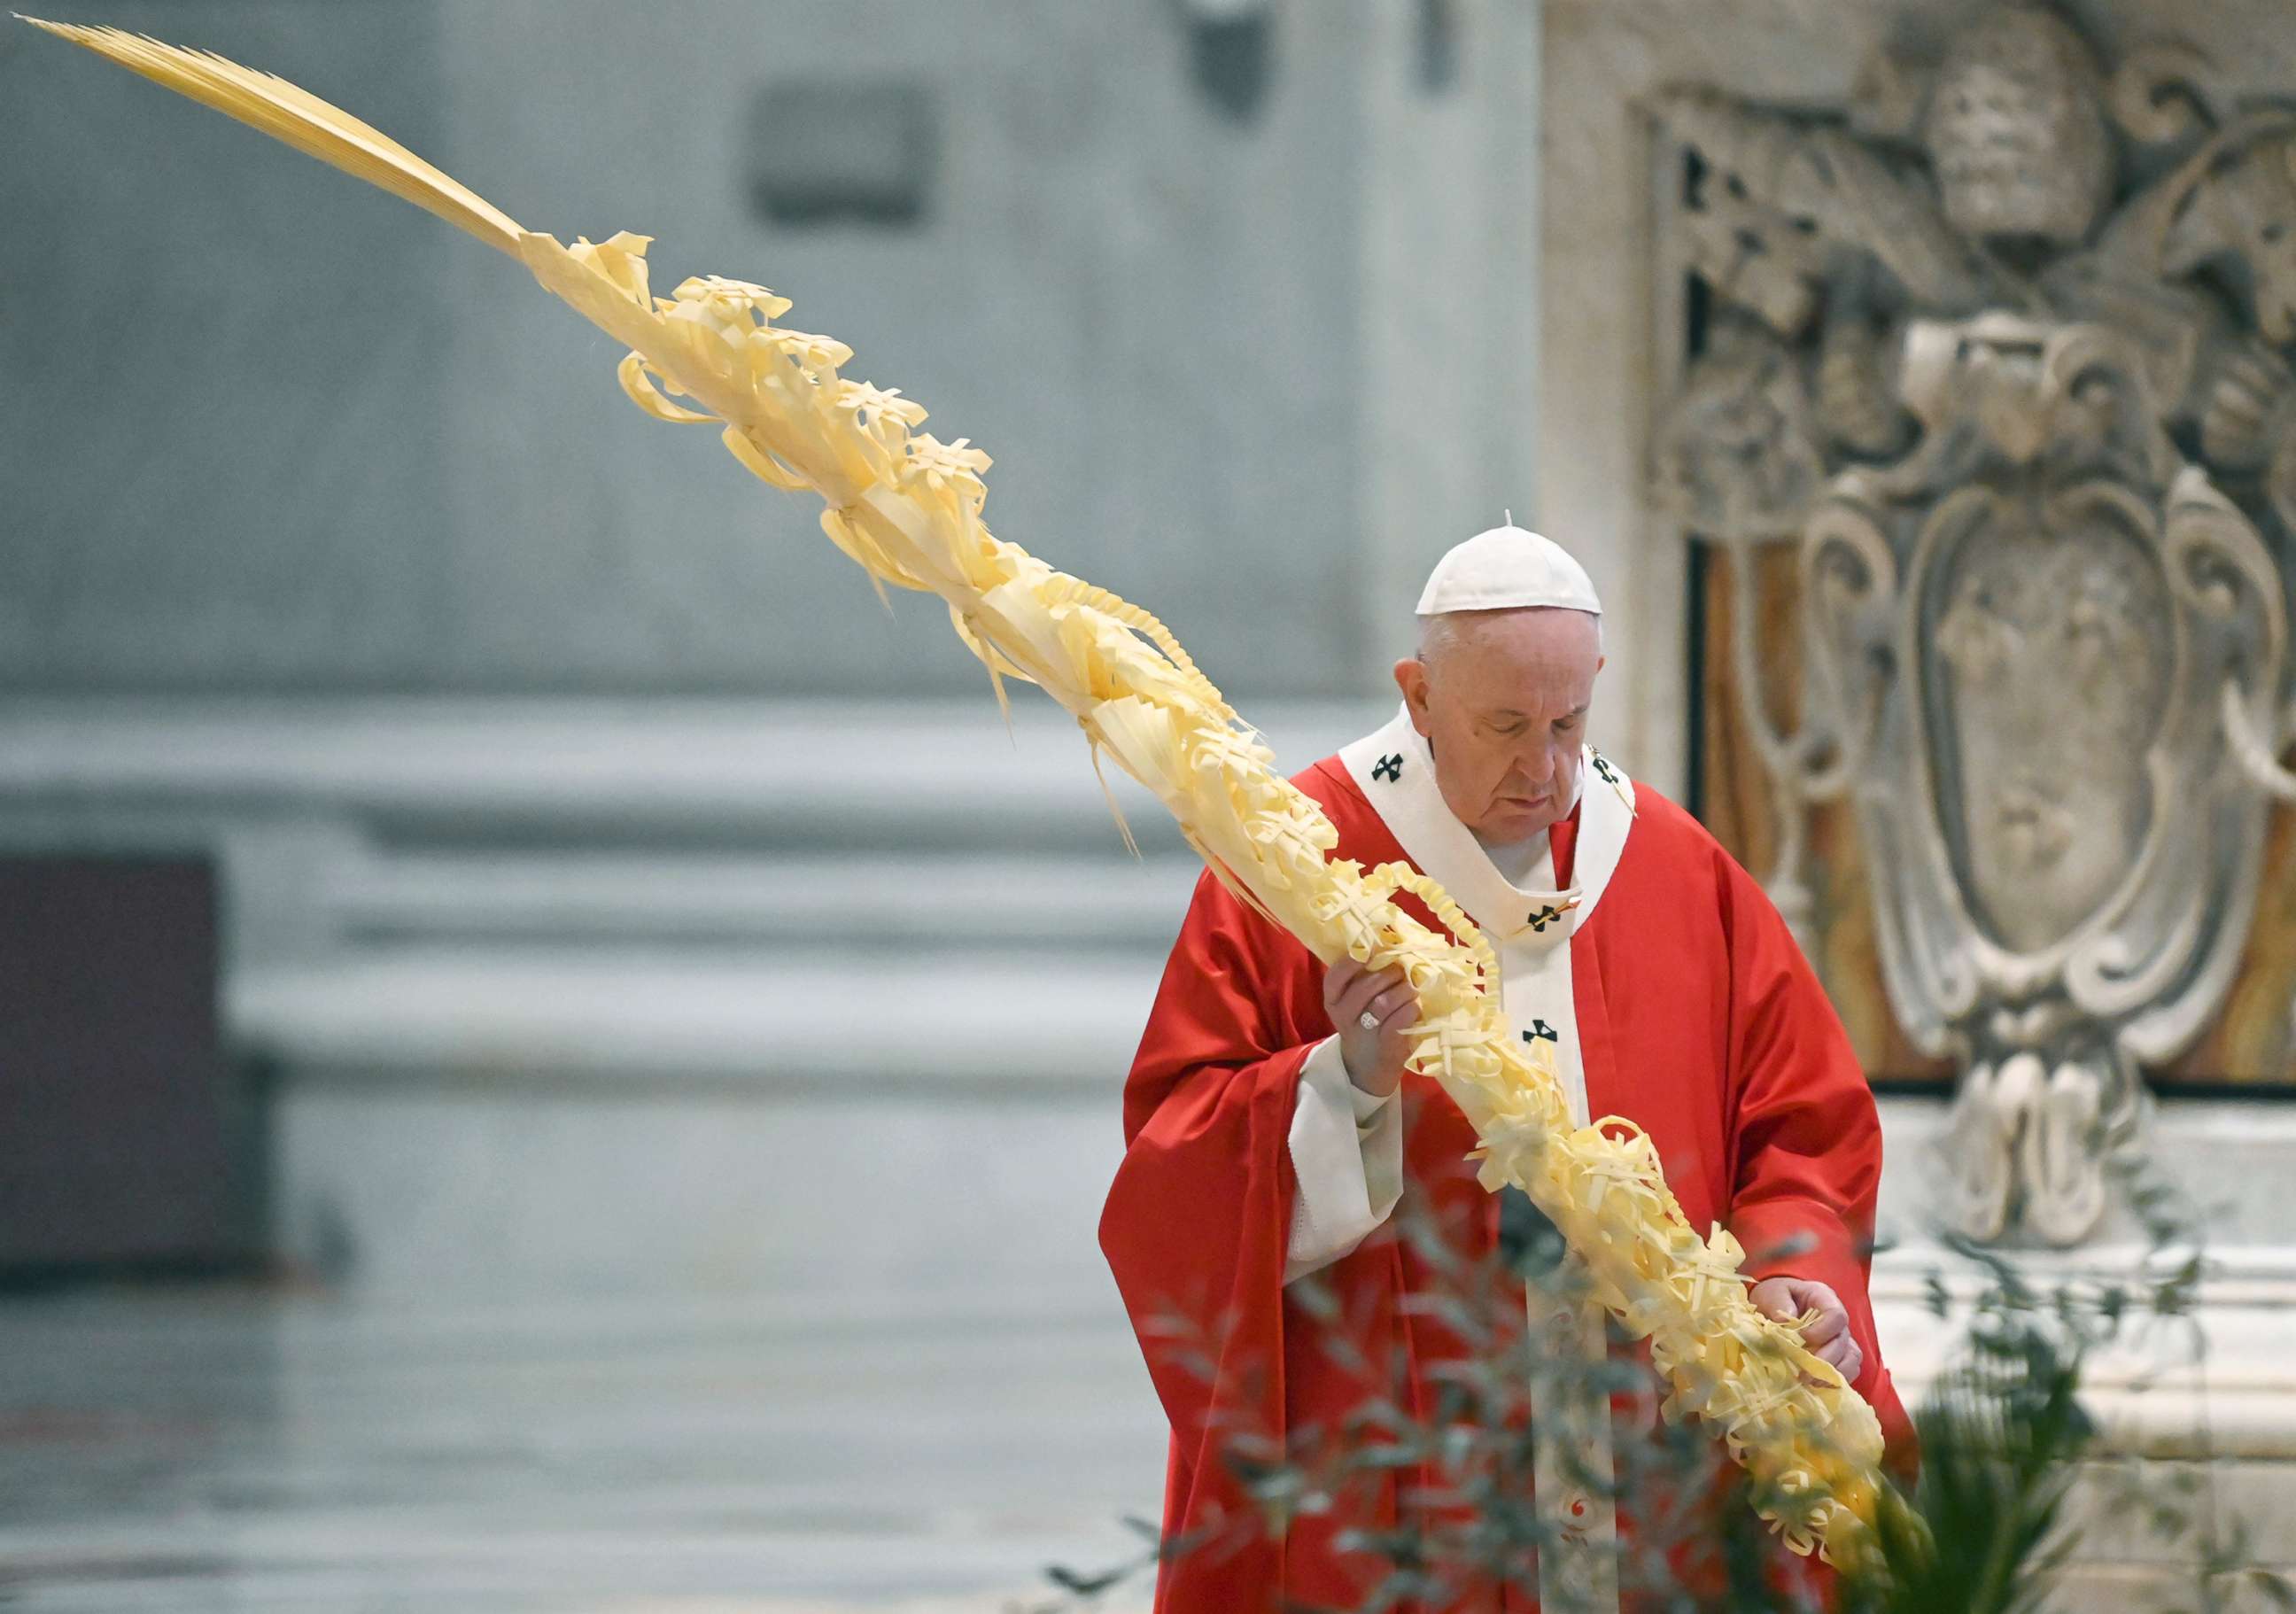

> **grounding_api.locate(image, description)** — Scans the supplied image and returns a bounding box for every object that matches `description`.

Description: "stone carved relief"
[1655,1,2296,1244]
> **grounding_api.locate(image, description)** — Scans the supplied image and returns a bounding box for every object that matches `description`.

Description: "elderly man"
[1100,524,1908,1612]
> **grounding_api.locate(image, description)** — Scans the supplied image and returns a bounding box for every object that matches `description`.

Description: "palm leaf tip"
[17,14,527,256]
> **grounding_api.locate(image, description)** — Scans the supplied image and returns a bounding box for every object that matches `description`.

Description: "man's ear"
[1393,657,1432,733]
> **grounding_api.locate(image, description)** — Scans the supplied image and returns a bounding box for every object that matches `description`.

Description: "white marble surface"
[240,950,1167,1088]
[1873,1098,2296,1253]
[2,1261,2288,1612]
[0,1284,1165,1611]
[0,696,1376,853]
[268,1078,1133,1300]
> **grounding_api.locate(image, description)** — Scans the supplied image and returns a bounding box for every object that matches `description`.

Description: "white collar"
[1339,704,1636,945]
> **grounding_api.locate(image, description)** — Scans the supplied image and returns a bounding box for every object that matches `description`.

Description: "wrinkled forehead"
[1423,609,1602,707]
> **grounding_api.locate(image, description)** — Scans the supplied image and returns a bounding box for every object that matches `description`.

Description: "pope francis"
[1100,525,1911,1612]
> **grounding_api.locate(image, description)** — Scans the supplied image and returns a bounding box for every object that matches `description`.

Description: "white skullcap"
[1414,522,1602,618]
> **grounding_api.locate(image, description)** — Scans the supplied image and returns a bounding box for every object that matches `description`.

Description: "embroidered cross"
[1592,753,1619,787]
[1523,1020,1560,1044]
[1527,904,1566,933]
[1372,752,1405,783]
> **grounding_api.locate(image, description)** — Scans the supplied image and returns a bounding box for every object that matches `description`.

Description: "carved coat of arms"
[1656,2,2296,1243]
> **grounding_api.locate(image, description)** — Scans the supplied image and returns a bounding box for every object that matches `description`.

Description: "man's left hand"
[1749,1276,1862,1383]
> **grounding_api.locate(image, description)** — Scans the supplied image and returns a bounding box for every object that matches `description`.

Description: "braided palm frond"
[26,16,1899,1567]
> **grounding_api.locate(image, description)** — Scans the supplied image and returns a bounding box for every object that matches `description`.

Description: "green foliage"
[1041,1171,2292,1614]
[1844,1307,2092,1614]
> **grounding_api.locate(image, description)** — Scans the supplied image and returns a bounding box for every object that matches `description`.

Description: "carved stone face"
[1656,326,1826,543]
[2164,125,2296,345]
[1922,4,2114,246]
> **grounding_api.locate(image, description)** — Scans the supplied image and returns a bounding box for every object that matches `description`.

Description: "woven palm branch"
[25,15,1897,1566]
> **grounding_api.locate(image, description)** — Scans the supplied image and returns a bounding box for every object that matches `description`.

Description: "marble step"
[0,695,1376,970]
[231,945,1170,1087]
[327,850,1202,950]
[0,696,1379,851]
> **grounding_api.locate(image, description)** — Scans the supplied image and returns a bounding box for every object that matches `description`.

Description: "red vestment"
[1099,749,1912,1612]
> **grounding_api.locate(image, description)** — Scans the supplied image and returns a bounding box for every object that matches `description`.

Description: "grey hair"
[1416,607,1604,667]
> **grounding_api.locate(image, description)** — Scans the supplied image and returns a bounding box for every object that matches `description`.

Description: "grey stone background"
[4,0,1540,701]
[8,2,2290,1606]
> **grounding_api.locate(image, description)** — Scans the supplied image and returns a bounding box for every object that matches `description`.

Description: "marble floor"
[0,1280,1167,1612]
[10,1261,2292,1612]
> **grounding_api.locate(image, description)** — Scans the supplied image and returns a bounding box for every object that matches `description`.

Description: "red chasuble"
[1099,721,1912,1613]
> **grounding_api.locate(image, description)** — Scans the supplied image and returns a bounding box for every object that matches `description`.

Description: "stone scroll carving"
[1655,1,2296,1245]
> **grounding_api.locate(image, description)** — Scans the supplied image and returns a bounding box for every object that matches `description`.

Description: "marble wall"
[4,0,1546,704]
[1,2,455,690]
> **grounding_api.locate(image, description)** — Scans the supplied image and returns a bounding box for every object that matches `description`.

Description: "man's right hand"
[1323,958,1420,1099]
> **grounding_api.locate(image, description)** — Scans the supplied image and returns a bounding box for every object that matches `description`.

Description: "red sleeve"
[1715,850,1916,1465]
[1098,865,1331,1587]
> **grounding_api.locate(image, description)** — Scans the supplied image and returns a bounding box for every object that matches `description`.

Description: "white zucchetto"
[1414,522,1602,618]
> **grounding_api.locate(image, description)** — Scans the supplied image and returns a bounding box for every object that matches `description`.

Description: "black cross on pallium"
[1527,904,1564,932]
[1522,1020,1559,1044]
[1372,753,1405,783]
[1592,753,1619,786]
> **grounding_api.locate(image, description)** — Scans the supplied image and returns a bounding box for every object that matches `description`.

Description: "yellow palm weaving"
[26,17,1891,1564]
